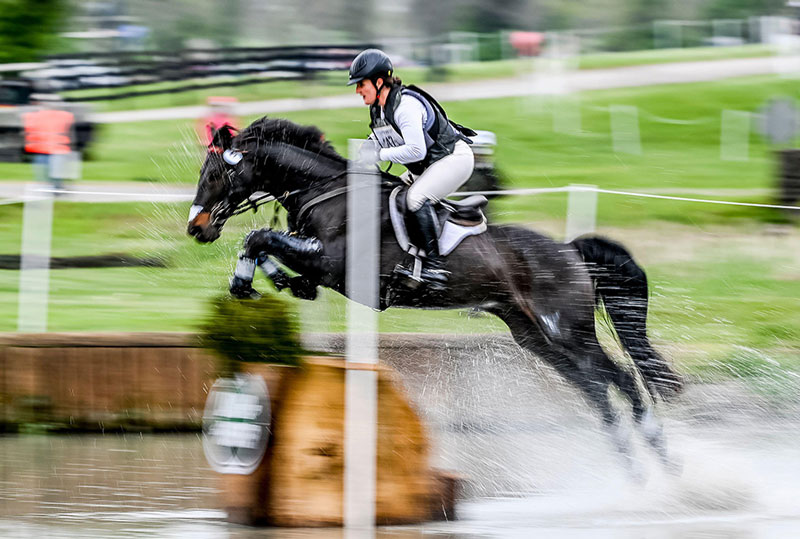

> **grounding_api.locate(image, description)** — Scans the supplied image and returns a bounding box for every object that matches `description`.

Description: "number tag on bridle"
[223,149,243,165]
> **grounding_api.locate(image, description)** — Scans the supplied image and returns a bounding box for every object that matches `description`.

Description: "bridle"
[205,136,391,225]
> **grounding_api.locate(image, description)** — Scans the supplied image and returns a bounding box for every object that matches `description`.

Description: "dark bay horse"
[188,117,683,473]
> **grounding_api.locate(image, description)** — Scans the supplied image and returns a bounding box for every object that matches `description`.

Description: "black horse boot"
[412,200,449,288]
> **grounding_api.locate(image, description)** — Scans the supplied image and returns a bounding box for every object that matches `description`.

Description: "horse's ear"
[210,124,236,150]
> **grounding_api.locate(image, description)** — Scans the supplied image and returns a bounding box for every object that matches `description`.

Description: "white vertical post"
[764,16,800,77]
[720,110,751,161]
[344,139,379,531]
[550,32,581,136]
[17,185,54,332]
[610,105,642,155]
[565,185,598,242]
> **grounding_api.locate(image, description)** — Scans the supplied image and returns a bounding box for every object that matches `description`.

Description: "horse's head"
[188,125,258,243]
[188,117,348,242]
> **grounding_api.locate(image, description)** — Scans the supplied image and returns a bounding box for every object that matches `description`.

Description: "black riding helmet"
[347,48,393,86]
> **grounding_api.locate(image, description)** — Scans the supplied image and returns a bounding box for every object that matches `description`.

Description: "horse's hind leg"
[496,309,642,476]
[552,344,648,478]
[566,337,679,474]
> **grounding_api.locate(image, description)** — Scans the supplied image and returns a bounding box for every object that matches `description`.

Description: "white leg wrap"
[233,257,256,280]
[258,258,281,278]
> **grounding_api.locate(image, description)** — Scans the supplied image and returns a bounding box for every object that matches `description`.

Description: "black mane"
[235,117,347,164]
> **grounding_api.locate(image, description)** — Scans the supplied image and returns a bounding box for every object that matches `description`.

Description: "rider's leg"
[406,140,474,285]
[406,140,475,211]
[410,200,448,284]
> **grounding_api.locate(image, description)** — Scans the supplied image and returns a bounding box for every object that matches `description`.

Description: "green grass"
[577,44,776,69]
[1,71,799,379]
[0,201,509,334]
[0,201,797,381]
[4,73,794,194]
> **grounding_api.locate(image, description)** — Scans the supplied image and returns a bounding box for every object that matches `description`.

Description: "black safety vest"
[369,85,472,176]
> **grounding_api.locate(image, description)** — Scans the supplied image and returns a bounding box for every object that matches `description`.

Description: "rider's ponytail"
[385,75,402,87]
[374,75,402,89]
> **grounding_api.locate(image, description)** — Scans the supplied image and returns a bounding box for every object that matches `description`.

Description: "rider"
[348,48,475,286]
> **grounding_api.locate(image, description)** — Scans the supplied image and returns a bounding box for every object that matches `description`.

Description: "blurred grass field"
[58,44,777,113]
[0,70,798,378]
[2,73,794,190]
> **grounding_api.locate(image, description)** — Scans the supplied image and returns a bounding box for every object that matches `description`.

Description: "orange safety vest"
[22,109,74,155]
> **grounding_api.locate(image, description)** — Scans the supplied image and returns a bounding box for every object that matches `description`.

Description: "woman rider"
[348,48,475,287]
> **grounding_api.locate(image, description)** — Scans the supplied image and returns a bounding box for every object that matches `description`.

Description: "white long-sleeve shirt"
[376,96,428,164]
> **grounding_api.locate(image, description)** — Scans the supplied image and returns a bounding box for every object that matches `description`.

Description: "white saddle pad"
[389,186,486,257]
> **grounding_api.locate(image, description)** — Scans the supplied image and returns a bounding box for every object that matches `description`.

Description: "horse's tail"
[570,236,684,401]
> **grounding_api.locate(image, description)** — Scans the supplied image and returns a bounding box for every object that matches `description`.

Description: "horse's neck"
[260,143,402,235]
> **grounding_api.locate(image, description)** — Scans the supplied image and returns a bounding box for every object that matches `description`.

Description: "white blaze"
[188,204,203,222]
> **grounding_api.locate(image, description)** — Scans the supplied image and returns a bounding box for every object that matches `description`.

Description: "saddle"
[388,186,488,257]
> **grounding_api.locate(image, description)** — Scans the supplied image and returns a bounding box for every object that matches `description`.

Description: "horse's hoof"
[270,272,291,291]
[229,276,262,300]
[289,277,318,300]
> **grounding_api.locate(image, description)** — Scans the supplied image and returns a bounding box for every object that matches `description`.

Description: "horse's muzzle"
[187,211,220,243]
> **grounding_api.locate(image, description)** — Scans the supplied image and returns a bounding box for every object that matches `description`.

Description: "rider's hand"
[355,139,381,170]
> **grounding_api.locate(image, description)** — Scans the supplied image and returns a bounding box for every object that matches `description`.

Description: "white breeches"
[406,140,474,212]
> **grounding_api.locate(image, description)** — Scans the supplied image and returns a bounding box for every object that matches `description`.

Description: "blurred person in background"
[348,48,476,287]
[198,95,239,146]
[22,93,75,193]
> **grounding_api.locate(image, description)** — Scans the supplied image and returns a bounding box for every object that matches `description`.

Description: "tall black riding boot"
[412,200,449,287]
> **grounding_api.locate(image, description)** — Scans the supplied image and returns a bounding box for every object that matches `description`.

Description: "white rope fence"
[1,184,798,210]
[456,185,800,211]
[34,188,194,200]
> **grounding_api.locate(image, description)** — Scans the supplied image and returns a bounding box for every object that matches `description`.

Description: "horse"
[187,117,684,474]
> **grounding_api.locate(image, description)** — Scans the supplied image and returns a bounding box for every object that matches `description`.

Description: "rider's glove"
[354,139,381,171]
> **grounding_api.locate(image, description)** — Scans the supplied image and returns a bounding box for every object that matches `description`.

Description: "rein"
[230,192,277,216]
[229,170,349,218]
[223,134,398,222]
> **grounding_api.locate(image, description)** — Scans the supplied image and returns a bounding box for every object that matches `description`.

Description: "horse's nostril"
[188,225,200,236]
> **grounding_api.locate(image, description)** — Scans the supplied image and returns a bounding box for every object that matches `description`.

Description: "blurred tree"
[0,0,69,62]
[339,0,375,40]
[603,0,667,51]
[467,0,528,32]
[413,0,458,39]
[133,0,241,50]
[704,0,785,19]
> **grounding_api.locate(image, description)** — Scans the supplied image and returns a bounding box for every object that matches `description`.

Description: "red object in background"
[22,109,74,155]
[197,96,239,145]
[508,31,544,57]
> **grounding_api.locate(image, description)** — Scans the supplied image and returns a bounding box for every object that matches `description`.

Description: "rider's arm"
[378,98,427,164]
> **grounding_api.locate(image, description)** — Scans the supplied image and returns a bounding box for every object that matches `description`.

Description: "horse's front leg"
[230,228,322,300]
